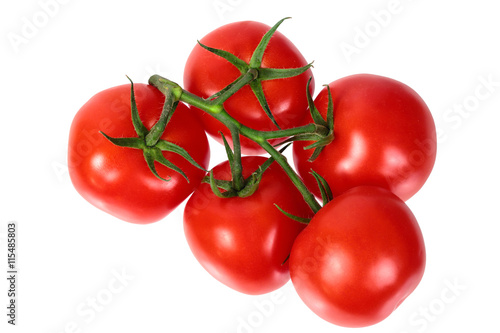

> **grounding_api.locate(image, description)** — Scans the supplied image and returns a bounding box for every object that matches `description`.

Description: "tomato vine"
[69,16,436,327]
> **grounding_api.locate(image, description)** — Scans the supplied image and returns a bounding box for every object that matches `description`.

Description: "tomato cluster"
[68,19,436,328]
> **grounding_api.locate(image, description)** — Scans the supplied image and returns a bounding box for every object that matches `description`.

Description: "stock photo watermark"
[141,63,168,85]
[384,137,436,190]
[339,0,417,63]
[6,0,72,54]
[4,221,18,325]
[49,267,134,333]
[437,73,499,144]
[52,160,69,183]
[213,0,245,21]
[51,116,114,184]
[397,278,467,333]
[232,287,289,333]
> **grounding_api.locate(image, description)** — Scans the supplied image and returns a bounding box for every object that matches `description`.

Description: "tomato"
[68,83,210,224]
[293,74,437,201]
[183,20,314,155]
[289,186,425,328]
[183,156,313,295]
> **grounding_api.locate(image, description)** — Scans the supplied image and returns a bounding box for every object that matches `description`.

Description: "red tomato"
[293,74,436,201]
[183,156,313,295]
[290,186,426,328]
[184,20,314,155]
[68,83,210,224]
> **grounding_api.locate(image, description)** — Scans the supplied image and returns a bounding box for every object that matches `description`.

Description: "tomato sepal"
[143,147,183,182]
[126,76,149,138]
[306,77,327,127]
[249,79,280,129]
[99,132,146,150]
[310,169,333,205]
[270,78,334,161]
[196,40,248,73]
[248,17,290,68]
[204,175,233,192]
[303,83,335,161]
[209,170,237,198]
[101,79,207,183]
[155,140,208,172]
[274,204,311,225]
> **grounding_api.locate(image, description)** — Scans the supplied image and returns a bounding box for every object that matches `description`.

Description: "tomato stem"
[145,87,178,147]
[149,73,324,214]
[258,123,329,140]
[257,141,321,213]
[209,69,258,106]
[229,126,245,191]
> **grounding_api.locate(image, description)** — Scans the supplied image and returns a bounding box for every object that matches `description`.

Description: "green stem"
[229,125,245,191]
[149,74,324,214]
[149,75,224,113]
[145,87,177,146]
[148,75,183,99]
[257,140,321,213]
[258,123,329,140]
[210,69,258,105]
[182,90,225,114]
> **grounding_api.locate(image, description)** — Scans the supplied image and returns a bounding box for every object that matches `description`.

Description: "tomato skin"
[289,186,425,328]
[183,156,313,295]
[293,74,436,201]
[184,21,314,155]
[68,84,210,224]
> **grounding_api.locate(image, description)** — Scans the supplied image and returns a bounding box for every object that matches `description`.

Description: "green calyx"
[204,139,291,199]
[207,166,265,199]
[304,83,335,161]
[101,77,206,182]
[276,78,335,162]
[197,17,314,129]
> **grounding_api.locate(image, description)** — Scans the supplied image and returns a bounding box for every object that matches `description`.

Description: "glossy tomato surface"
[183,156,313,295]
[290,186,425,327]
[293,74,436,201]
[184,20,314,155]
[68,83,210,224]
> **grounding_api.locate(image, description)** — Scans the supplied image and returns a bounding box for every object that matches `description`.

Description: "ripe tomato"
[293,74,437,201]
[289,186,426,328]
[68,83,210,224]
[183,156,313,295]
[183,20,314,155]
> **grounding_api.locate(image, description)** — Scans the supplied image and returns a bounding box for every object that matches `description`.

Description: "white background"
[1,0,499,332]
